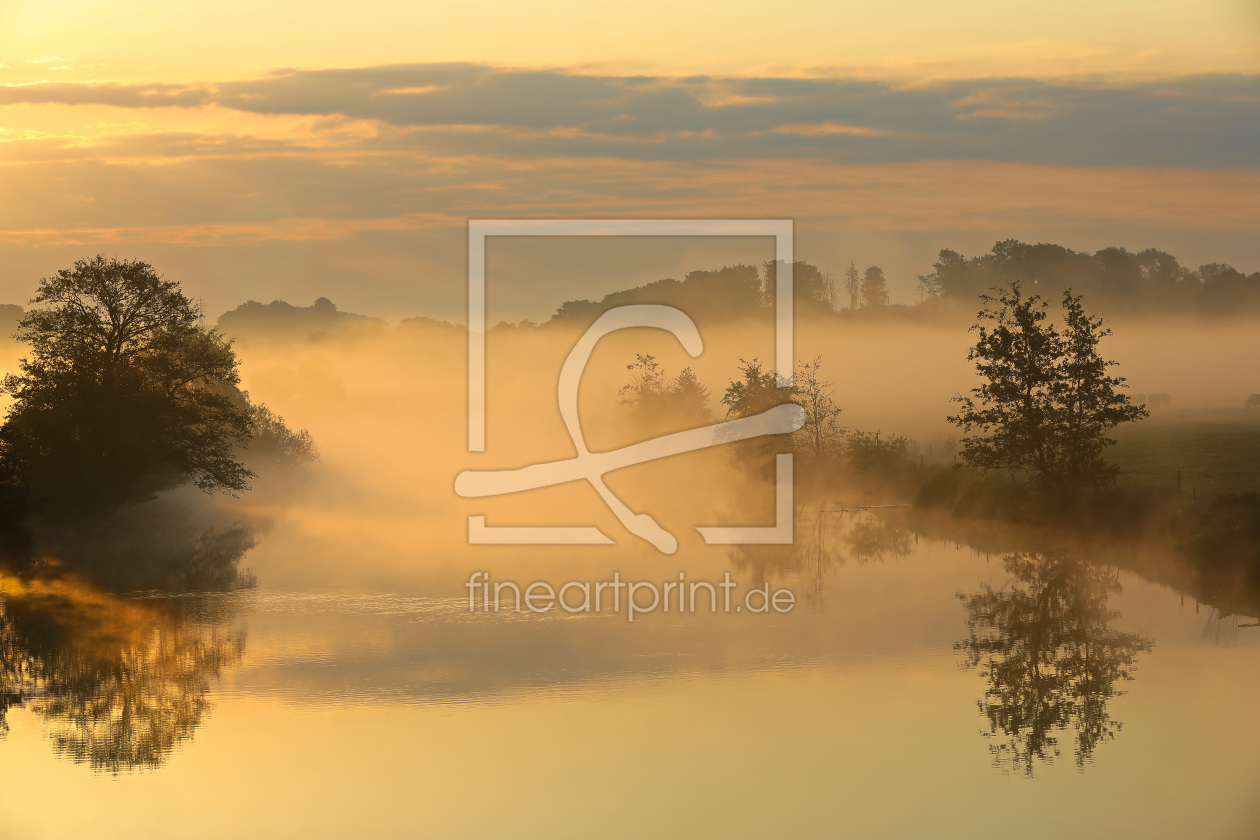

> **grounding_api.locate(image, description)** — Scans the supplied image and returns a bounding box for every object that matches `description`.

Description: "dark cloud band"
[3,65,1257,167]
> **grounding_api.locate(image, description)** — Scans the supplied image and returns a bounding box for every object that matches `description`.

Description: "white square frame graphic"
[465,219,796,547]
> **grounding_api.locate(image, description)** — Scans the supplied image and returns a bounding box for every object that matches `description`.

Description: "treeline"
[217,296,385,342]
[918,240,1260,314]
[550,262,852,324]
[8,239,1246,348]
[549,240,1260,324]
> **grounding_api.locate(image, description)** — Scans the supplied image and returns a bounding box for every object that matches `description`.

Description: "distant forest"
[553,240,1260,323]
[216,296,385,341]
[916,240,1260,314]
[3,240,1256,343]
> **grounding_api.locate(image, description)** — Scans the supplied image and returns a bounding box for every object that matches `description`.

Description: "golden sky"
[3,0,1258,80]
[1,0,1258,317]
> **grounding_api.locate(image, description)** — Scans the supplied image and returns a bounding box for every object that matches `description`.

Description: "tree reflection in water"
[731,505,913,599]
[0,516,250,772]
[957,552,1153,775]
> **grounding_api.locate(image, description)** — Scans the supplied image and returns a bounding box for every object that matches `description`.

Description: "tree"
[762,260,831,310]
[0,257,275,519]
[793,356,844,456]
[843,261,861,310]
[618,353,710,429]
[860,266,889,308]
[721,357,798,419]
[246,402,320,465]
[948,280,1147,492]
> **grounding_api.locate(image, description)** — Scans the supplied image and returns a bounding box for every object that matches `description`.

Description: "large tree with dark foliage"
[0,257,255,519]
[948,280,1147,492]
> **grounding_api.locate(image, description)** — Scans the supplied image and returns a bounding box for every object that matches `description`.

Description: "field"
[1111,410,1260,496]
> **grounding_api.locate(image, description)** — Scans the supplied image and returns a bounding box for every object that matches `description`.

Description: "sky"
[1,0,1258,319]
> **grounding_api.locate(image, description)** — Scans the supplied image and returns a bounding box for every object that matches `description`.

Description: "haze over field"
[7,287,1256,593]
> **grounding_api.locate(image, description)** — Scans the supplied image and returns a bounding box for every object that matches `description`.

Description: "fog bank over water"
[4,308,1259,571]
[75,306,1231,588]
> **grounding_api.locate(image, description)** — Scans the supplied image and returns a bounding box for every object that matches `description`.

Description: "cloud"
[0,81,209,108]
[2,66,1257,167]
[212,67,1260,166]
[2,64,1258,316]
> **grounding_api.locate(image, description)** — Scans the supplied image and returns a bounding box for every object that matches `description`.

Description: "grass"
[1110,410,1260,496]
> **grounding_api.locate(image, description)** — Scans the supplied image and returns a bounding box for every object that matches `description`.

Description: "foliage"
[918,239,1260,314]
[721,357,798,420]
[948,280,1147,493]
[762,260,833,310]
[246,402,320,464]
[860,266,889,308]
[0,257,253,516]
[0,256,315,528]
[792,356,845,455]
[720,355,848,460]
[551,264,763,324]
[845,429,913,475]
[217,296,384,343]
[617,354,710,427]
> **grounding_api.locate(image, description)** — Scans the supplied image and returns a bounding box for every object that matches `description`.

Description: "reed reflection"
[957,552,1153,775]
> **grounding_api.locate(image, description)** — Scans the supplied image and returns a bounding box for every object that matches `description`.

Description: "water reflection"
[957,552,1153,775]
[0,501,254,772]
[27,500,258,592]
[1201,607,1260,646]
[731,505,913,597]
[0,580,246,772]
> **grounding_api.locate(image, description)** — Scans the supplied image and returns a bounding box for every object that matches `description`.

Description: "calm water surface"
[2,509,1258,840]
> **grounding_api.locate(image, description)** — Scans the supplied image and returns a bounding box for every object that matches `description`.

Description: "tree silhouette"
[763,260,833,310]
[792,356,845,456]
[721,357,798,420]
[860,266,889,308]
[843,262,861,310]
[957,552,1152,775]
[0,257,314,540]
[0,257,254,519]
[617,353,710,433]
[948,280,1146,492]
